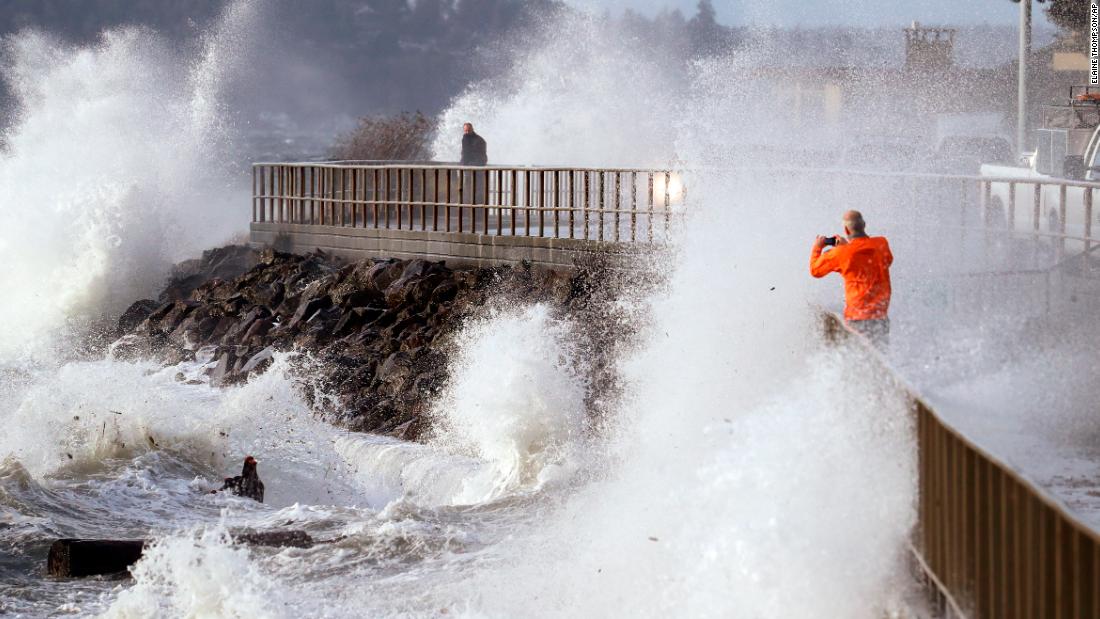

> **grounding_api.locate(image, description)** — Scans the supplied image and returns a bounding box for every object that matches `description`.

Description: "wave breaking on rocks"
[110,245,647,441]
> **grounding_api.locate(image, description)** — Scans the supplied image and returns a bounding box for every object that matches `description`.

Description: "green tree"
[1046,0,1088,35]
[688,0,728,56]
[1011,0,1088,37]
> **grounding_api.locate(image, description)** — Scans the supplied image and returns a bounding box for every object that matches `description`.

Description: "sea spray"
[431,10,685,167]
[0,352,366,509]
[0,5,926,617]
[0,1,257,359]
[416,21,921,617]
[103,525,279,619]
[428,304,589,504]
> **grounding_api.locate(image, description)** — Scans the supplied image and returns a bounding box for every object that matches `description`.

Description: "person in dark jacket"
[214,455,265,502]
[460,123,487,166]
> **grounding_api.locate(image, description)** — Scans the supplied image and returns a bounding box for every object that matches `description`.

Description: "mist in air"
[0,0,1086,616]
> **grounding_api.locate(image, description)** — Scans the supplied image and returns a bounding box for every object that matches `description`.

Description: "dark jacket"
[461,131,488,166]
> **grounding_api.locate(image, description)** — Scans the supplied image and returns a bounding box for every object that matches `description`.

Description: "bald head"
[843,210,866,237]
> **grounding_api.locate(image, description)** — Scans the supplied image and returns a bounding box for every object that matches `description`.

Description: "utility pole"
[1018,0,1031,156]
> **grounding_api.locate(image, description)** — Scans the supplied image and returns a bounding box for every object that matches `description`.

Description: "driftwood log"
[47,530,316,578]
[47,539,145,578]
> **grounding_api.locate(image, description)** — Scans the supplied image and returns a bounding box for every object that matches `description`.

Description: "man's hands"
[813,235,848,251]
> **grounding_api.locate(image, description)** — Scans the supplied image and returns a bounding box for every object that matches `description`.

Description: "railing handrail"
[822,309,1100,617]
[256,161,1100,191]
[699,164,1100,190]
[821,309,1100,545]
[253,161,683,174]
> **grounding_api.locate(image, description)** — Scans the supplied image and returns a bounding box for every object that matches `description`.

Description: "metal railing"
[253,162,1100,260]
[252,162,685,243]
[721,166,1100,279]
[822,311,1100,618]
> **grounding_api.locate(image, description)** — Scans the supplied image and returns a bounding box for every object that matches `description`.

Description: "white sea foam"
[103,525,279,619]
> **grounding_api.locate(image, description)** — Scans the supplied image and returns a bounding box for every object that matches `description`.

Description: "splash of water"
[1,5,926,617]
[428,304,588,504]
[420,17,921,617]
[431,11,684,168]
[104,525,278,619]
[0,1,256,359]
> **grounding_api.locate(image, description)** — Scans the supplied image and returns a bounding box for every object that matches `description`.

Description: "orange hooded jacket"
[810,236,893,321]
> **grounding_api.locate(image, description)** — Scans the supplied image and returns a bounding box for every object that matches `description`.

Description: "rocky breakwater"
[111,246,638,440]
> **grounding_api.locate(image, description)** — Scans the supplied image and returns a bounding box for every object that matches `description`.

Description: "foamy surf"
[0,2,926,617]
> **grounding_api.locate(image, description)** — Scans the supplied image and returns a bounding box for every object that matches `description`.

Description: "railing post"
[631,171,638,243]
[1085,187,1093,275]
[1058,184,1067,261]
[614,171,621,243]
[457,168,464,233]
[510,169,517,236]
[444,168,451,233]
[664,171,671,237]
[371,168,379,228]
[394,168,400,229]
[432,168,440,231]
[647,172,655,243]
[980,179,990,224]
[533,170,542,237]
[1007,182,1016,230]
[409,168,415,230]
[381,166,387,229]
[407,167,414,231]
[305,166,312,224]
[568,171,575,239]
[553,170,561,239]
[598,171,605,242]
[528,169,536,237]
[1032,183,1041,233]
[341,167,348,227]
[274,166,282,223]
[298,165,305,223]
[316,166,322,225]
[482,169,489,234]
[350,167,358,227]
[583,171,590,241]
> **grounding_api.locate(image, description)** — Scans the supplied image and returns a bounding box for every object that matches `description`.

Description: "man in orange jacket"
[810,210,893,345]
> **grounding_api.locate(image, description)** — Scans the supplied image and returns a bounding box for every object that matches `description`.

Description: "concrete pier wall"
[249,222,649,269]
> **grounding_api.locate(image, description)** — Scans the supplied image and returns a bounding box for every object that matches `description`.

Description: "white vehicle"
[980,87,1100,254]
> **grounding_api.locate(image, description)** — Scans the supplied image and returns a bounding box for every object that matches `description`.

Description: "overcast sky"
[571,0,1054,28]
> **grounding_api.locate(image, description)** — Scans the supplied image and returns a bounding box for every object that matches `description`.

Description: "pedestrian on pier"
[460,123,487,166]
[810,210,893,346]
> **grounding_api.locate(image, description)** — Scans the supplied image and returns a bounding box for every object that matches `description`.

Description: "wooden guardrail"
[821,311,1100,618]
[252,162,685,244]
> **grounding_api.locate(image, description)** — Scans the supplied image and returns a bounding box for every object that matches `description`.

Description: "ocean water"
[0,4,932,617]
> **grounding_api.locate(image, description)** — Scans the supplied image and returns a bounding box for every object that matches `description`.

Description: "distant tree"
[688,0,727,56]
[329,111,435,161]
[1009,0,1086,37]
[1044,0,1088,36]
